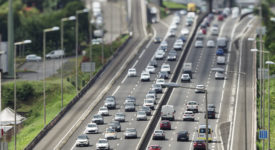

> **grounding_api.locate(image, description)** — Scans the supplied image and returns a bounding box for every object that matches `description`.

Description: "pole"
[244,73,247,150]
[205,90,208,150]
[268,62,270,150]
[61,20,64,110]
[110,1,113,53]
[13,44,16,150]
[8,0,14,77]
[43,31,46,127]
[75,14,79,92]
[89,20,93,79]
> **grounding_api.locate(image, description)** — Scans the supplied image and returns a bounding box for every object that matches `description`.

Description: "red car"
[148,145,161,150]
[201,28,207,34]
[218,14,224,21]
[160,120,171,130]
[193,140,206,150]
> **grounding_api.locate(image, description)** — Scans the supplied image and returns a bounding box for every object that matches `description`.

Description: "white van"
[161,105,175,121]
[217,56,225,65]
[46,50,64,59]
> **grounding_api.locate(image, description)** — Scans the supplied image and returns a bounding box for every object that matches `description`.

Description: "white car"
[114,112,126,122]
[183,111,195,121]
[155,50,165,59]
[181,74,191,82]
[156,78,165,86]
[186,101,199,113]
[195,40,203,48]
[173,42,183,50]
[143,99,155,110]
[140,71,150,81]
[136,111,147,121]
[76,134,89,147]
[160,41,168,51]
[146,65,156,74]
[26,54,42,62]
[217,56,225,65]
[215,71,225,79]
[104,128,117,139]
[181,28,189,36]
[211,27,219,35]
[85,123,99,134]
[98,106,109,116]
[195,85,205,93]
[96,138,110,150]
[128,68,137,77]
[207,40,215,48]
[175,39,184,46]
[161,63,171,74]
[168,30,176,37]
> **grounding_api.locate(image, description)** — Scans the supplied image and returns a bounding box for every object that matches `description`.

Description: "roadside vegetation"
[159,0,187,18]
[255,1,275,149]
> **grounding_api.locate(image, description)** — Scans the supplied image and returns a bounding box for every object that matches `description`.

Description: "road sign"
[81,62,95,73]
[259,130,268,139]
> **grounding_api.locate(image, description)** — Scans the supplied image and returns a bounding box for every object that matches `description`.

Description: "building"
[0,42,8,74]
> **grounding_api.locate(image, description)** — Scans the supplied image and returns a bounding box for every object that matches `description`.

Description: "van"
[216,56,225,65]
[217,37,228,51]
[161,105,175,121]
[46,50,64,59]
[182,63,192,78]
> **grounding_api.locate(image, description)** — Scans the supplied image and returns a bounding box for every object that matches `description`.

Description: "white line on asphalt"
[132,60,139,68]
[139,50,146,59]
[112,86,120,96]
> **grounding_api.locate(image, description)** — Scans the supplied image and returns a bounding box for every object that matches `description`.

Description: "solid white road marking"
[112,86,121,96]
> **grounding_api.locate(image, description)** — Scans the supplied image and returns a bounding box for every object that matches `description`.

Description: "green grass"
[160,7,169,19]
[256,78,275,150]
[163,1,187,9]
[2,34,130,150]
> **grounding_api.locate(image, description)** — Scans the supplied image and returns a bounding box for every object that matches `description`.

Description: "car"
[76,134,89,147]
[160,41,168,51]
[109,121,121,132]
[143,99,155,110]
[193,139,206,150]
[146,93,156,102]
[216,48,224,55]
[124,102,135,112]
[195,85,205,93]
[196,34,204,41]
[217,56,225,65]
[167,52,177,61]
[152,84,163,93]
[201,28,207,34]
[181,73,191,82]
[128,68,137,77]
[155,50,165,60]
[207,40,215,48]
[177,131,189,141]
[104,128,117,139]
[154,37,161,43]
[124,128,137,139]
[98,106,109,116]
[179,35,187,42]
[211,27,219,35]
[187,101,199,113]
[46,50,64,59]
[173,42,183,50]
[168,30,176,37]
[149,59,158,67]
[153,130,165,140]
[85,123,99,134]
[195,40,203,48]
[181,28,189,36]
[215,71,225,79]
[140,106,151,116]
[137,111,147,121]
[148,145,162,150]
[124,96,136,105]
[104,96,116,109]
[96,138,110,150]
[218,14,224,21]
[114,112,125,122]
[156,78,165,87]
[141,71,150,81]
[92,114,104,124]
[148,89,157,97]
[160,120,171,130]
[183,111,195,121]
[26,54,42,62]
[158,71,169,79]
[146,65,156,74]
[161,63,171,74]
[206,107,216,119]
[208,104,216,109]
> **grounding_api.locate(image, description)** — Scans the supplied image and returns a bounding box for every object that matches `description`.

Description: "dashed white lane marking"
[132,60,139,68]
[139,50,146,59]
[112,86,120,96]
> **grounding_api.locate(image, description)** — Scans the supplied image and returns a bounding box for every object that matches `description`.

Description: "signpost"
[259,130,268,139]
[81,62,95,73]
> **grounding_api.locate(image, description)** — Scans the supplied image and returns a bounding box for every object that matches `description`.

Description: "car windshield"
[99,139,107,143]
[78,135,87,139]
[188,102,197,105]
[100,107,107,111]
[106,128,115,133]
[145,100,153,103]
[127,128,136,132]
[94,115,101,118]
[199,128,211,133]
[88,124,96,127]
[138,111,146,115]
[151,146,161,148]
[155,130,163,134]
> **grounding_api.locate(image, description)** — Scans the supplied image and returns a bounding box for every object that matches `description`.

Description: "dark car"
[177,131,189,141]
[149,59,158,67]
[218,14,224,21]
[216,48,224,56]
[205,108,216,119]
[140,106,151,116]
[179,36,186,42]
[154,37,161,43]
[125,102,135,112]
[193,140,206,150]
[160,120,171,130]
[109,121,121,132]
[158,71,169,79]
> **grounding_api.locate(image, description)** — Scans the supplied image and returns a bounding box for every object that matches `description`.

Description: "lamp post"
[43,26,60,126]
[61,16,76,110]
[89,20,93,79]
[265,60,274,150]
[75,8,89,92]
[162,82,209,149]
[13,39,32,150]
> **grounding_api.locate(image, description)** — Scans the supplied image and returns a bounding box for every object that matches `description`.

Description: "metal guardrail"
[25,35,132,150]
[137,12,208,150]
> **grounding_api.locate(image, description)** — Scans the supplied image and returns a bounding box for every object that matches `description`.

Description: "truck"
[182,63,192,78]
[161,105,175,121]
[187,3,196,12]
[217,37,228,51]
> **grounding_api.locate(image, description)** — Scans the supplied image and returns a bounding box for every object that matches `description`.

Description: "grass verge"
[163,1,187,9]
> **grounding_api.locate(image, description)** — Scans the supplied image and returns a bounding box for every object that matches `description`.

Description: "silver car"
[136,111,147,121]
[124,128,137,139]
[26,54,42,62]
[207,40,215,48]
[114,112,126,122]
[195,40,203,48]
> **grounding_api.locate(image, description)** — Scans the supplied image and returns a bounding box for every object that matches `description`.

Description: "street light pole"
[61,16,76,110]
[43,27,59,126]
[89,20,93,79]
[13,40,32,150]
